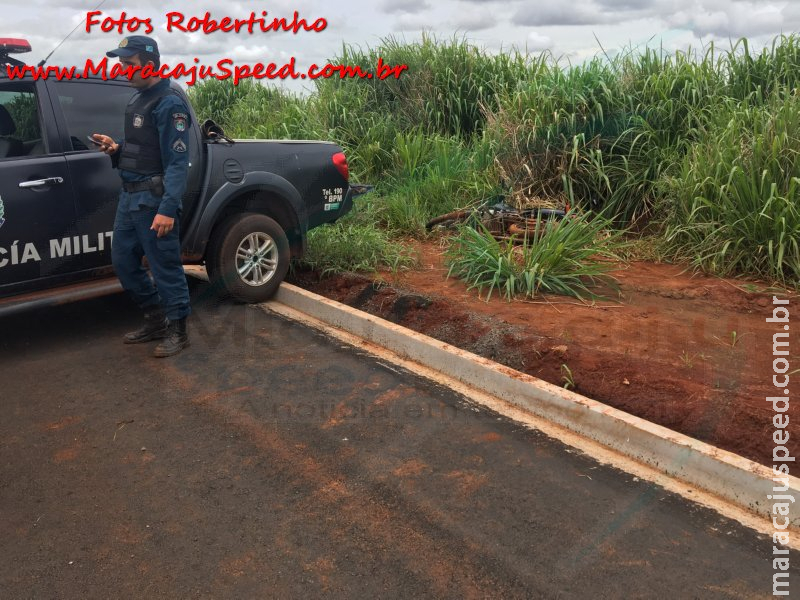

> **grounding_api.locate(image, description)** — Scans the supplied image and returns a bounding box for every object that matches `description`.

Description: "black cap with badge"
[106,35,159,58]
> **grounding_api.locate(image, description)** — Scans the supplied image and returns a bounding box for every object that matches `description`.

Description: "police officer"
[92,35,192,358]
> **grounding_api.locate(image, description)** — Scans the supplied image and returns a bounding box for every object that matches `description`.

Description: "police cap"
[106,35,159,58]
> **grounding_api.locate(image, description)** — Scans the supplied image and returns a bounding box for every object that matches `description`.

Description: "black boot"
[124,306,168,344]
[153,318,190,358]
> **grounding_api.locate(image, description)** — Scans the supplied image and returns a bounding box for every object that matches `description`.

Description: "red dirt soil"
[290,239,799,467]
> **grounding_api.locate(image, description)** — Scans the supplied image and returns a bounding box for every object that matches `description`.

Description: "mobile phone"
[86,135,103,146]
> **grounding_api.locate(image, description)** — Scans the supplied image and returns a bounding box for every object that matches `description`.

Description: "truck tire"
[206,212,290,303]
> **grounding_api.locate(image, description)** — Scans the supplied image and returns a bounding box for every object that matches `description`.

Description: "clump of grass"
[314,34,535,139]
[489,35,800,228]
[377,135,498,235]
[226,87,319,140]
[444,210,626,300]
[187,78,265,128]
[561,364,575,390]
[300,220,417,276]
[662,93,800,285]
[188,79,321,140]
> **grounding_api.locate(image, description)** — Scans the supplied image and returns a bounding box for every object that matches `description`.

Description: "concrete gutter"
[265,283,800,540]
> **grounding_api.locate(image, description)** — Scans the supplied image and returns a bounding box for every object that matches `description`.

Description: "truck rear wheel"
[206,212,290,303]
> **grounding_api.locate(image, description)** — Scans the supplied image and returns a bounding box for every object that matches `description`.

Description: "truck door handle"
[19,177,64,189]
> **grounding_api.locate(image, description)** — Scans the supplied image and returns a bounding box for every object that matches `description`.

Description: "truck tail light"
[332,152,349,181]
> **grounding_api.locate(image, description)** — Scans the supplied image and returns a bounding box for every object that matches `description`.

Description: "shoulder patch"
[172,139,187,153]
[172,112,188,132]
[0,195,5,229]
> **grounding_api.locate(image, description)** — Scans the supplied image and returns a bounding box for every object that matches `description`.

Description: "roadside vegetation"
[189,34,800,296]
[445,210,626,300]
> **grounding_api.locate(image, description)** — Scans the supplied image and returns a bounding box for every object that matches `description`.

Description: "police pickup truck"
[0,38,354,315]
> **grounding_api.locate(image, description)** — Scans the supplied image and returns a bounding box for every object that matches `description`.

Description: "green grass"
[187,34,800,289]
[662,93,800,285]
[375,135,499,235]
[444,210,626,300]
[299,218,417,276]
[561,364,576,390]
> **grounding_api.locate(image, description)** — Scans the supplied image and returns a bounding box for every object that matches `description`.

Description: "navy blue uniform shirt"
[114,79,191,218]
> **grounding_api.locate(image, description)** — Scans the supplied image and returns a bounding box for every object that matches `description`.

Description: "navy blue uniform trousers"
[111,190,191,321]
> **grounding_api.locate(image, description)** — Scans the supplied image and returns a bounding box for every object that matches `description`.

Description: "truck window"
[52,81,133,152]
[0,82,44,159]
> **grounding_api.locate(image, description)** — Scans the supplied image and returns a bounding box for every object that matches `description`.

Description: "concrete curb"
[269,283,800,532]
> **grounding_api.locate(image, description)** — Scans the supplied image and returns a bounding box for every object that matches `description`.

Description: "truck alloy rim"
[236,232,278,287]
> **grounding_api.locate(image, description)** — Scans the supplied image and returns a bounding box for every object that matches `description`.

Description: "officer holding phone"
[92,35,192,358]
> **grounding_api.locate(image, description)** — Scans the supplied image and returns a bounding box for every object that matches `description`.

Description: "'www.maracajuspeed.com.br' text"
[5,56,409,86]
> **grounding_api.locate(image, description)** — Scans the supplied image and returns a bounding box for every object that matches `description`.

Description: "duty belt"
[122,175,164,195]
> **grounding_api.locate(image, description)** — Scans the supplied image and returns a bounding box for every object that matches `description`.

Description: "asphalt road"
[0,280,795,599]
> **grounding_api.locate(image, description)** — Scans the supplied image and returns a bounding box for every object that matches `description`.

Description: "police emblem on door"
[133,114,144,128]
